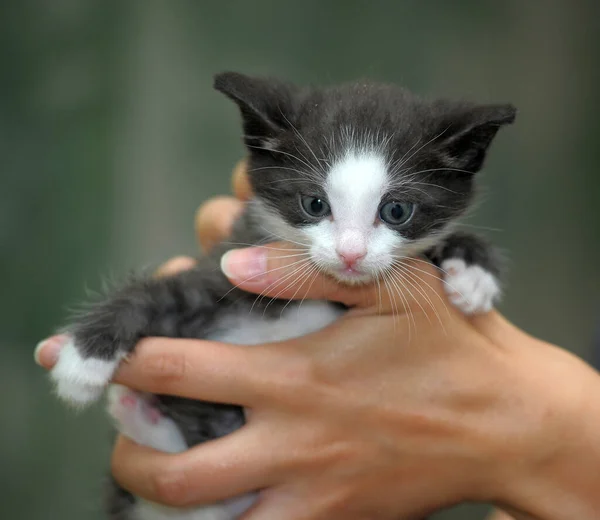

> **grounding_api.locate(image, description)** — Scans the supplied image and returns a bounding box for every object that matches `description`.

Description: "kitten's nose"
[337,249,366,268]
[337,229,367,268]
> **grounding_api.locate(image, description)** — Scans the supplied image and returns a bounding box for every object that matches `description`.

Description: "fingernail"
[34,335,67,367]
[220,248,267,284]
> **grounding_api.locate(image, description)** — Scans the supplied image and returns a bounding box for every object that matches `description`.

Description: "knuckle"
[279,354,314,389]
[142,348,188,383]
[273,353,324,402]
[152,466,191,507]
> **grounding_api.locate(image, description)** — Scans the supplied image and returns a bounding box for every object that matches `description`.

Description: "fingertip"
[218,245,367,307]
[232,159,252,200]
[219,248,268,286]
[195,197,243,252]
[154,256,197,278]
[34,334,68,368]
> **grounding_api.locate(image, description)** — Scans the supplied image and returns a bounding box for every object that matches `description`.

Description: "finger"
[469,309,531,349]
[112,427,277,508]
[232,158,253,200]
[34,334,68,369]
[219,243,448,313]
[154,256,197,277]
[240,488,334,520]
[195,197,244,252]
[484,511,516,520]
[240,494,306,520]
[113,337,277,406]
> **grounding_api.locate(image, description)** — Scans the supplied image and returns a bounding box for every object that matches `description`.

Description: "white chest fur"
[208,300,345,345]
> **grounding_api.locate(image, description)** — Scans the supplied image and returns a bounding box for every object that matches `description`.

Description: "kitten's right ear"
[214,72,298,150]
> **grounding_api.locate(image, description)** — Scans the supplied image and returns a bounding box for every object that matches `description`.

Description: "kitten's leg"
[48,265,230,407]
[426,231,503,315]
[107,386,258,520]
[107,385,187,453]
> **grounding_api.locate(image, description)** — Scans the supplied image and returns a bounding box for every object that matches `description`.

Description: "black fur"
[426,231,504,278]
[54,72,515,519]
[215,72,514,243]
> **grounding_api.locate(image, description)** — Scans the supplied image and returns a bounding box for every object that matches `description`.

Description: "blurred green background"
[1,1,599,519]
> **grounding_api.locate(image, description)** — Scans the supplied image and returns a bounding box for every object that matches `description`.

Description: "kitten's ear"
[433,102,516,173]
[214,72,298,150]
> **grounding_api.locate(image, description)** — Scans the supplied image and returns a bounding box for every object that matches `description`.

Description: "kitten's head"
[215,72,515,285]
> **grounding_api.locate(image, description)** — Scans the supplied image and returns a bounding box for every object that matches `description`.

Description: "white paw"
[441,259,500,315]
[47,336,119,407]
[107,385,187,453]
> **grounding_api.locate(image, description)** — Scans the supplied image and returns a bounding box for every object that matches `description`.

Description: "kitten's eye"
[379,201,414,226]
[300,195,331,218]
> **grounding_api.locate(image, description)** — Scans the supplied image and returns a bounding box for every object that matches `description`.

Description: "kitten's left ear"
[214,71,298,151]
[433,102,516,172]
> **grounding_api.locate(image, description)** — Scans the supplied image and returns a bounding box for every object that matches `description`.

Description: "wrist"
[486,339,600,519]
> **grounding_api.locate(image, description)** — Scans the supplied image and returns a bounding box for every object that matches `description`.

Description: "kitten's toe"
[107,385,187,453]
[48,336,119,407]
[441,258,500,315]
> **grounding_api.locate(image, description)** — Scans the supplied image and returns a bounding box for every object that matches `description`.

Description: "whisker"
[280,111,326,179]
[278,262,320,317]
[259,225,310,248]
[389,137,422,172]
[263,260,319,316]
[382,270,411,338]
[246,144,322,180]
[221,241,308,252]
[296,263,323,317]
[400,266,449,333]
[406,181,461,194]
[380,274,400,335]
[391,262,447,333]
[459,223,503,233]
[218,257,311,303]
[390,127,449,173]
[375,269,383,317]
[392,259,454,320]
[254,260,313,314]
[394,255,452,277]
[385,269,416,339]
[389,265,433,326]
[393,256,470,304]
[224,252,311,268]
[248,166,320,178]
[398,166,476,176]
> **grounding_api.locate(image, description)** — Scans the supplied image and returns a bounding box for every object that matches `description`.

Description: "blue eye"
[379,201,415,226]
[300,195,331,218]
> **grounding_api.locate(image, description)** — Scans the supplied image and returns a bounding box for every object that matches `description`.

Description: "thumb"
[220,242,446,313]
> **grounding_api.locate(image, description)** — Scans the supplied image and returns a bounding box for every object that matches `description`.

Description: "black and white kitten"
[47,72,515,520]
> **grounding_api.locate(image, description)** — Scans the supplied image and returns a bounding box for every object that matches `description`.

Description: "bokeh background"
[2,1,599,519]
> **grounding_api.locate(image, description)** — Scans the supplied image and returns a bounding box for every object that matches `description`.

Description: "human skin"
[36,162,600,519]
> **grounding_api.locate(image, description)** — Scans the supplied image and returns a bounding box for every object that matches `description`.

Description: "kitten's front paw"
[44,335,120,407]
[441,258,500,315]
[107,385,186,453]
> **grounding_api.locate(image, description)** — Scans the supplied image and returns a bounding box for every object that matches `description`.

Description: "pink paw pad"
[145,407,162,425]
[119,394,137,409]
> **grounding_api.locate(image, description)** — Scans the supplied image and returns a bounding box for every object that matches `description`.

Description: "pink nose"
[337,250,366,267]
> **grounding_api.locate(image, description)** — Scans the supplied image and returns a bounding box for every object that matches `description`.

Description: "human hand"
[36,161,600,519]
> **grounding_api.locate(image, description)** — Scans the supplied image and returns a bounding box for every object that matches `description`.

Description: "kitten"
[47,72,515,519]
